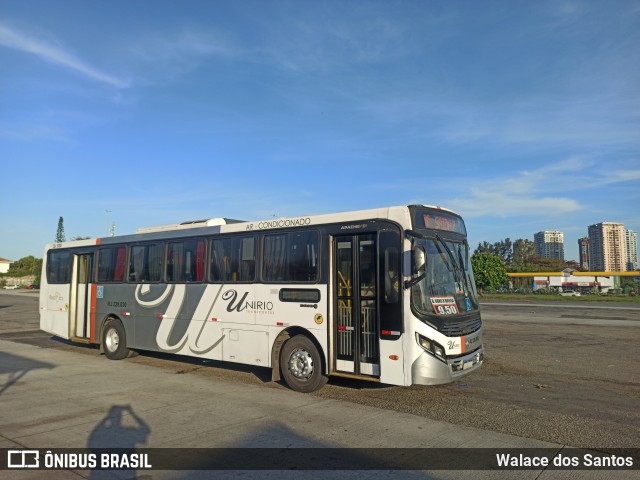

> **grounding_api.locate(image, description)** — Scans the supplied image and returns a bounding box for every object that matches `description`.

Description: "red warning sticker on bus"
[430,296,456,305]
[430,296,459,315]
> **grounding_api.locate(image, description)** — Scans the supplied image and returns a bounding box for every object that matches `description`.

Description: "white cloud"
[448,190,582,218]
[129,29,240,63]
[252,7,416,73]
[0,21,128,88]
[443,158,639,220]
[441,159,586,218]
[359,90,640,151]
[123,28,244,86]
[597,169,640,185]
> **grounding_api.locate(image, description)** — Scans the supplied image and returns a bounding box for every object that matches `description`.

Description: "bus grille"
[440,316,482,337]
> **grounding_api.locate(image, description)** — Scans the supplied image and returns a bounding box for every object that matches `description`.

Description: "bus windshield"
[410,237,479,317]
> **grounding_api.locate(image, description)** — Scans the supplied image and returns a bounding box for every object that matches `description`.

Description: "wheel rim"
[288,348,314,380]
[105,328,119,352]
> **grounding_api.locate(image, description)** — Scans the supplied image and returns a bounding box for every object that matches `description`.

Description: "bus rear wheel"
[103,320,130,360]
[280,335,328,393]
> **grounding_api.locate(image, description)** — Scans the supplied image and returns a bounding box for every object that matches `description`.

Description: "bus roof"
[44,204,461,249]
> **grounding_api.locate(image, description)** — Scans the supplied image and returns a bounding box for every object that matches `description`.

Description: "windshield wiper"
[464,239,470,270]
[434,233,463,282]
[456,241,474,296]
[432,235,453,273]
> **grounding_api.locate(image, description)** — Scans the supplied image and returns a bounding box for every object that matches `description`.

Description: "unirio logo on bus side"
[221,289,274,314]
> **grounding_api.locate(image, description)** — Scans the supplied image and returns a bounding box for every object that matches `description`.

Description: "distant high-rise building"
[626,230,638,271]
[588,222,627,272]
[578,237,590,270]
[534,231,564,261]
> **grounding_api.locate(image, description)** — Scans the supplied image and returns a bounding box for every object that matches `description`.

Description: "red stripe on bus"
[461,336,466,354]
[90,283,97,342]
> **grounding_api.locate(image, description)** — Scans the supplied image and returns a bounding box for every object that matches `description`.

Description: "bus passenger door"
[334,234,380,377]
[70,253,93,342]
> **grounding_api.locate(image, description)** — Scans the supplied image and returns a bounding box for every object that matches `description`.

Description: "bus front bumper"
[411,347,484,386]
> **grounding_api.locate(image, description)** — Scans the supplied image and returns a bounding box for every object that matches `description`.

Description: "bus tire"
[102,320,130,360]
[280,335,328,393]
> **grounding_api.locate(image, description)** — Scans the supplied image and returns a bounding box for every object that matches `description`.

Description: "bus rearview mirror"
[414,246,426,273]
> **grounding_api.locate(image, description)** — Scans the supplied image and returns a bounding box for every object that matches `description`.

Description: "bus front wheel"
[103,320,130,360]
[280,335,328,393]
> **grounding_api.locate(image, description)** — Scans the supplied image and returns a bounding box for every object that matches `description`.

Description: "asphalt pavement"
[3,338,637,480]
[0,291,637,479]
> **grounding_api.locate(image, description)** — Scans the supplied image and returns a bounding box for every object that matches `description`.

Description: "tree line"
[471,238,584,292]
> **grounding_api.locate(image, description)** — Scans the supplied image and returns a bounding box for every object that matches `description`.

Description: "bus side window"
[238,237,255,281]
[289,232,318,282]
[211,236,255,283]
[130,246,144,282]
[97,246,126,283]
[263,232,318,283]
[147,244,163,282]
[263,234,286,282]
[114,247,126,282]
[379,229,402,338]
[384,246,399,303]
[129,244,163,283]
[195,240,205,281]
[168,239,205,283]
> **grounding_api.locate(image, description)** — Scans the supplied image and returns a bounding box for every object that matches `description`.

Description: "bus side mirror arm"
[405,229,424,240]
[404,273,425,290]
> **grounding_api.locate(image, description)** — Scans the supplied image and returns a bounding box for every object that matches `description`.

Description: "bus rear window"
[47,251,71,284]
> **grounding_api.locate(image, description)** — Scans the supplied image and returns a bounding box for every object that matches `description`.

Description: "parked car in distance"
[559,291,581,296]
[3,285,20,290]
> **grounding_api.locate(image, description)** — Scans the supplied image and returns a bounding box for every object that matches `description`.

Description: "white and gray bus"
[40,205,483,392]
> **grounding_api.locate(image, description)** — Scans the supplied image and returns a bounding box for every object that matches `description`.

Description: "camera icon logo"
[7,450,40,468]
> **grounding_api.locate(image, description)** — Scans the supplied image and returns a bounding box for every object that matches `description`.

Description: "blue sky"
[1,0,638,263]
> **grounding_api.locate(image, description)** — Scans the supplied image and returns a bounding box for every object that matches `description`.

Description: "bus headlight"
[433,343,446,360]
[417,333,431,351]
[416,333,446,362]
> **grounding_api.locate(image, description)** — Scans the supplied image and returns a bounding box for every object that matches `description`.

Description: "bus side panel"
[39,277,71,339]
[94,284,136,347]
[253,283,327,331]
[254,283,329,366]
[152,283,225,360]
[97,282,330,369]
[379,338,406,386]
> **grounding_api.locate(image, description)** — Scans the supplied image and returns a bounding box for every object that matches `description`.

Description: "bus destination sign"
[416,211,466,235]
